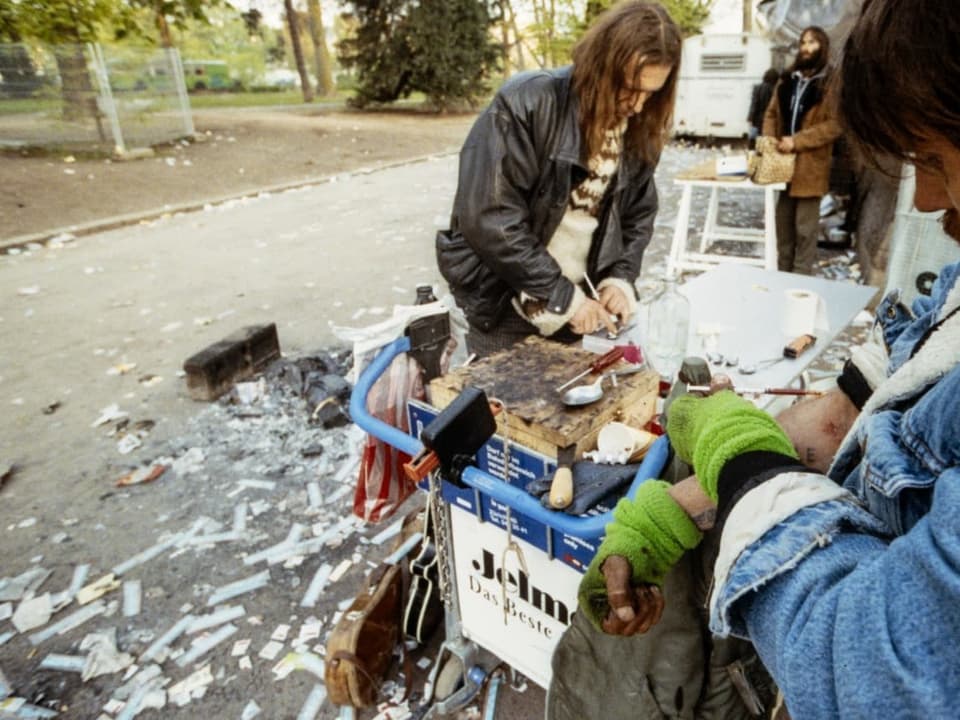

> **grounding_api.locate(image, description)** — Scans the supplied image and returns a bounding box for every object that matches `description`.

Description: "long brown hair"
[571,1,681,163]
[839,0,960,167]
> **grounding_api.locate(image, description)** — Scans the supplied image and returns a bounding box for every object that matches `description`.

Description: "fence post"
[167,47,195,138]
[87,42,126,154]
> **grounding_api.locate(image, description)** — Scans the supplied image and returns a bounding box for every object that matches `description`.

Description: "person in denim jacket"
[578,0,960,716]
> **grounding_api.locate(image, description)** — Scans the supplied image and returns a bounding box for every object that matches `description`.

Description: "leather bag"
[749,136,795,185]
[325,510,424,708]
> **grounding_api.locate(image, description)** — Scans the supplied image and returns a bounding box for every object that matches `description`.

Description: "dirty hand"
[666,390,797,502]
[598,284,631,326]
[777,136,797,153]
[578,480,702,632]
[569,298,618,336]
[598,556,665,635]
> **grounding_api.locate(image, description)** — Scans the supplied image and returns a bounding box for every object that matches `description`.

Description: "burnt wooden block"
[183,323,281,401]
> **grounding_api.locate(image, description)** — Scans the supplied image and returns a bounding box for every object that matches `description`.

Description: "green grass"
[0,96,62,115]
[187,89,353,109]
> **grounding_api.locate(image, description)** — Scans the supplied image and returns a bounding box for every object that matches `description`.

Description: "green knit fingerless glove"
[667,390,798,502]
[578,480,702,630]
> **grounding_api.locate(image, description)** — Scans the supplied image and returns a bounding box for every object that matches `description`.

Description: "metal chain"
[489,399,529,625]
[427,468,454,609]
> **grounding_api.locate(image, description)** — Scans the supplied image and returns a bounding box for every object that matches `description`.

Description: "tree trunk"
[506,1,526,71]
[156,11,174,48]
[498,1,511,80]
[54,44,97,123]
[284,0,315,102]
[306,0,335,96]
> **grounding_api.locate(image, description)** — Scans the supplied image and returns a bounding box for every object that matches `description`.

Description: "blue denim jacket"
[711,261,960,718]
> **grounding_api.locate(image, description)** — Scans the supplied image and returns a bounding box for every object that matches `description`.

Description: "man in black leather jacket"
[436,1,682,357]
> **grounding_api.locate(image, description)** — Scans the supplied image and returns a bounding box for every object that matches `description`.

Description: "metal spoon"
[562,374,606,406]
[560,364,645,406]
[737,356,784,375]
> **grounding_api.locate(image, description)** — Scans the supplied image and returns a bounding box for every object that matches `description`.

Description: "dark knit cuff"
[836,358,873,411]
[715,451,807,532]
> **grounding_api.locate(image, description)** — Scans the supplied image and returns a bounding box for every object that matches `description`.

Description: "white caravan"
[672,33,775,139]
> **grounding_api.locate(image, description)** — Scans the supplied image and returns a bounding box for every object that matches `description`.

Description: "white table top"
[677,265,879,389]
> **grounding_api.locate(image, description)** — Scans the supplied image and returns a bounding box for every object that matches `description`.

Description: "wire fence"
[0,42,193,153]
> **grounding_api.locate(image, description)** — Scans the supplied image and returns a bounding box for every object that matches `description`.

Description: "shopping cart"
[350,335,670,718]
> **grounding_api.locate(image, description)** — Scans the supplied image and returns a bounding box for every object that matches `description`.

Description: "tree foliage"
[583,0,713,37]
[338,0,500,110]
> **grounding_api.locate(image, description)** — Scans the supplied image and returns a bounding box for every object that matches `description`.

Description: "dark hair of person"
[839,0,960,168]
[791,26,830,74]
[763,68,779,85]
[571,1,681,163]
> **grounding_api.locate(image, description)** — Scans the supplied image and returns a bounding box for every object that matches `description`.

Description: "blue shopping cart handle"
[349,335,671,540]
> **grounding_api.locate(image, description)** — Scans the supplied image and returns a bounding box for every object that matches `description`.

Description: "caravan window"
[700,54,746,72]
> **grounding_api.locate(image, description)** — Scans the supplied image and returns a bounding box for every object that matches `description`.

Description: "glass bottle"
[646,273,690,382]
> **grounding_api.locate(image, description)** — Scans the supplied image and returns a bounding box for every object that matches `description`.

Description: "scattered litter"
[0,567,52,602]
[367,517,404,546]
[12,593,52,633]
[258,640,284,661]
[234,379,266,405]
[296,619,322,645]
[187,605,245,634]
[112,531,184,576]
[299,564,332,608]
[41,402,60,415]
[16,286,40,296]
[238,656,253,671]
[231,638,251,656]
[0,697,58,718]
[167,664,213,707]
[16,518,36,529]
[67,565,90,600]
[241,700,262,719]
[296,683,327,720]
[122,580,142,617]
[116,464,167,487]
[0,604,10,621]
[115,676,166,720]
[117,434,143,454]
[77,573,121,605]
[270,624,290,642]
[207,570,270,606]
[306,482,322,509]
[38,653,85,673]
[175,622,237,668]
[416,656,432,670]
[80,629,134,680]
[138,374,163,387]
[285,651,325,679]
[140,614,195,662]
[328,559,353,584]
[92,404,128,428]
[232,503,247,534]
[106,362,138,376]
[29,599,106,645]
[237,479,276,492]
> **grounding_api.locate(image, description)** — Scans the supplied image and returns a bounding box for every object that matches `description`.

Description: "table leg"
[700,186,720,253]
[669,183,694,275]
[763,187,778,270]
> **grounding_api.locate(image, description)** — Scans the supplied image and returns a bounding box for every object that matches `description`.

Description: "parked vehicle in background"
[672,33,775,140]
[182,60,230,91]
